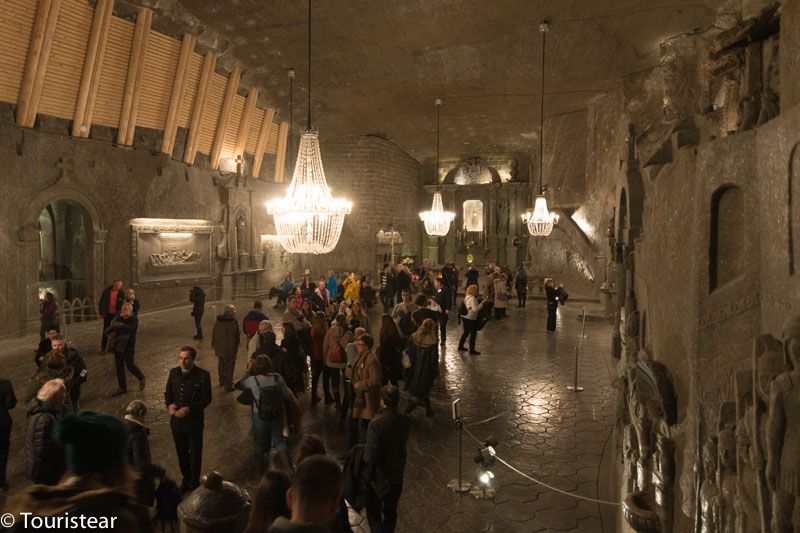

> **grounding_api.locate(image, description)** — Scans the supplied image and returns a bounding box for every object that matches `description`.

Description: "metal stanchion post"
[447,399,472,493]
[567,346,584,392]
[568,308,586,392]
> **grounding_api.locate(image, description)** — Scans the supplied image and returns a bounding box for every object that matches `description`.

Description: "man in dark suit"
[363,385,411,533]
[432,278,452,345]
[0,376,17,492]
[98,279,124,353]
[164,346,212,493]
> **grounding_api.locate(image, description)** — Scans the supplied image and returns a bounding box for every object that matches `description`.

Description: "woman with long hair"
[458,285,484,355]
[349,300,371,334]
[404,318,439,416]
[310,313,331,404]
[244,470,291,533]
[300,298,315,322]
[279,323,306,395]
[378,314,403,386]
[351,334,381,442]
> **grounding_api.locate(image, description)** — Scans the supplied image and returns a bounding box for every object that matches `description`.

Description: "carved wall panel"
[130,219,213,286]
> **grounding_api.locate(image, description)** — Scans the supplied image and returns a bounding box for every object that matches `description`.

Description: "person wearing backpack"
[236,355,295,473]
[323,314,353,410]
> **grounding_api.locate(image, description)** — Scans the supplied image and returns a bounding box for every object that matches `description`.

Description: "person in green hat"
[5,411,154,532]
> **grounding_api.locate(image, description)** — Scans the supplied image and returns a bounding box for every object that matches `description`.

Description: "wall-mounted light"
[131,218,211,226]
[158,232,193,239]
[218,155,243,174]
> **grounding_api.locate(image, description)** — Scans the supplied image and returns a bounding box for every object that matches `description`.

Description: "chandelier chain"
[538,22,547,194]
[307,0,312,130]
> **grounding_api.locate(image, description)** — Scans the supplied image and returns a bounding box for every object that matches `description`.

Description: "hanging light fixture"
[266,0,351,254]
[522,20,558,237]
[420,97,455,236]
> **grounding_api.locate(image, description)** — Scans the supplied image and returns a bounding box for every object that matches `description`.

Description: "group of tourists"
[0,260,569,533]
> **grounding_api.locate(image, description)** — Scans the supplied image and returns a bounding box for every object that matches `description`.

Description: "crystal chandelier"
[420,97,455,236]
[266,0,351,254]
[524,21,558,237]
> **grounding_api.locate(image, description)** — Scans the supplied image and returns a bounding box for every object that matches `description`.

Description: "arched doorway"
[37,200,93,302]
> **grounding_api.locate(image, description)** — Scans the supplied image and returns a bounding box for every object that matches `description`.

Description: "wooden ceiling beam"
[161,33,195,155]
[209,65,241,169]
[16,0,62,128]
[117,7,152,146]
[251,108,276,178]
[234,88,258,159]
[183,51,217,165]
[273,121,290,183]
[72,0,113,137]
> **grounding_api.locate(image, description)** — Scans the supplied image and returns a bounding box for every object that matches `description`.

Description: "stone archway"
[19,187,106,334]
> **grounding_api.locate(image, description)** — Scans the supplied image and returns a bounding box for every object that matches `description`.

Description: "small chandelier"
[420,97,455,236]
[266,0,351,254]
[524,20,558,237]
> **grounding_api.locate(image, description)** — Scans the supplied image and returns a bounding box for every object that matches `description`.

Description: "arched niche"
[20,187,106,330]
[616,167,645,248]
[709,184,745,292]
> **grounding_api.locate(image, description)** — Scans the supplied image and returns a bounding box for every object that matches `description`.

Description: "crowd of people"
[0,261,569,532]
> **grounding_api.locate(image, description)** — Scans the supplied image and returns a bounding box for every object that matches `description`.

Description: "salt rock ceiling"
[136,0,726,162]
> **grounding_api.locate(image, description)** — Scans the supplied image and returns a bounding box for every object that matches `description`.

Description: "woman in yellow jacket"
[343,273,361,302]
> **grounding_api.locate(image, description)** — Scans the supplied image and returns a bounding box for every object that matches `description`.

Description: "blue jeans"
[251,410,286,454]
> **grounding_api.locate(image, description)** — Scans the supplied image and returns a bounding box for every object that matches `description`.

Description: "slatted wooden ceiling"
[0,0,286,178]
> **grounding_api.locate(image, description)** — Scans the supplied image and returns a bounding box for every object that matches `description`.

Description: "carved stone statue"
[717,422,737,533]
[766,314,800,532]
[216,205,229,260]
[700,438,721,533]
[736,94,759,132]
[736,335,786,533]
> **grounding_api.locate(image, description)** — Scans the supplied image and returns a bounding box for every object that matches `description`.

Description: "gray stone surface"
[0,298,617,532]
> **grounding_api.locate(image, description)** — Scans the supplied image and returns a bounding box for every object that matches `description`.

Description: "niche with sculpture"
[622,358,677,533]
[130,219,213,284]
[235,208,251,270]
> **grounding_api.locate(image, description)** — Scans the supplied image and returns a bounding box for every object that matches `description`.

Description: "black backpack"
[255,375,284,421]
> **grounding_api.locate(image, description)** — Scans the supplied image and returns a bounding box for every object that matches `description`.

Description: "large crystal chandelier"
[266,0,351,254]
[420,97,455,236]
[524,21,558,237]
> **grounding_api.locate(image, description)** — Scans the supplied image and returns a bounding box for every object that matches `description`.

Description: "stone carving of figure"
[737,94,759,132]
[736,339,786,533]
[625,304,641,369]
[766,314,800,532]
[216,205,229,260]
[700,438,721,533]
[623,422,639,492]
[717,424,737,533]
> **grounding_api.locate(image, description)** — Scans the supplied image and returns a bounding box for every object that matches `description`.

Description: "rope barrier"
[461,425,622,507]
[464,412,508,428]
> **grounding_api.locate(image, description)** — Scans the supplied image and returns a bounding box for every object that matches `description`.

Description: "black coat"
[126,418,165,507]
[433,287,453,314]
[98,285,125,318]
[0,378,17,429]
[515,273,528,292]
[64,348,86,399]
[164,366,212,432]
[189,287,206,317]
[395,270,411,293]
[363,409,411,489]
[105,315,138,355]
[25,398,65,485]
[404,340,439,399]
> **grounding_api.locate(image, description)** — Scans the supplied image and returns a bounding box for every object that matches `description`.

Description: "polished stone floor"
[0,296,617,532]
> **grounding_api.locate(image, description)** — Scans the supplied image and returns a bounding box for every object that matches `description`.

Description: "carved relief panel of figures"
[766,314,800,532]
[622,358,677,533]
[726,323,800,533]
